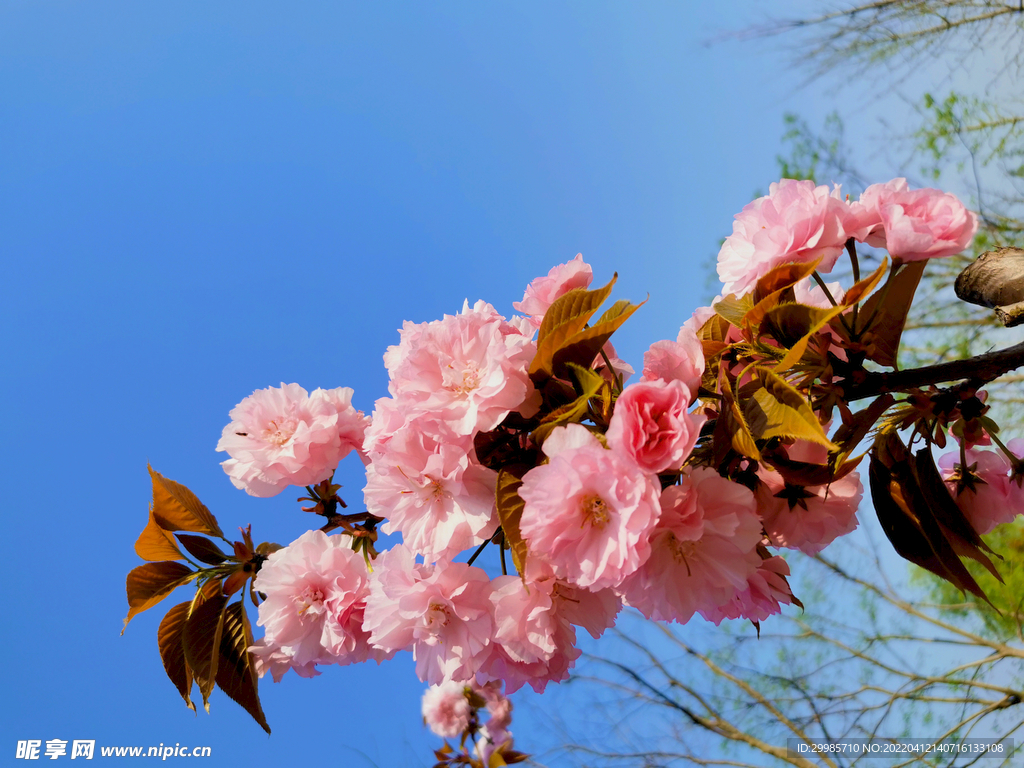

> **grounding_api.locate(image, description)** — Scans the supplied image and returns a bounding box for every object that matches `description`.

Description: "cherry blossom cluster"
[208,177,1024,751]
[718,177,977,294]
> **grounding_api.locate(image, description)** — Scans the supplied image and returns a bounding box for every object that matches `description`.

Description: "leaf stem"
[466,537,490,567]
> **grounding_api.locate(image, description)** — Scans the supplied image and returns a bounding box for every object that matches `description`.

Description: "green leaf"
[858,260,927,367]
[157,601,195,712]
[495,468,529,575]
[123,561,196,632]
[149,466,224,538]
[530,276,617,380]
[216,601,271,734]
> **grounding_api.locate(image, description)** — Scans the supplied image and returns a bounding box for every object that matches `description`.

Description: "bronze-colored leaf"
[157,601,195,712]
[752,259,823,304]
[713,293,754,328]
[182,588,229,711]
[149,466,224,538]
[746,259,825,330]
[870,435,990,601]
[216,601,270,734]
[123,561,196,632]
[135,509,184,562]
[549,298,644,380]
[531,364,607,444]
[530,276,617,380]
[495,468,529,575]
[762,302,841,348]
[176,534,229,565]
[858,260,926,367]
[772,302,848,371]
[750,368,837,450]
[830,394,895,458]
[841,257,888,306]
[762,453,863,487]
[717,369,760,461]
[911,448,1002,579]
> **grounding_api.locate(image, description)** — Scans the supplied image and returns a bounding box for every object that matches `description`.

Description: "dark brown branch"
[842,340,1024,402]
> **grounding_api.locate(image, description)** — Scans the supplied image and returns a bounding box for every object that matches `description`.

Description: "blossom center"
[422,601,452,645]
[262,418,297,446]
[580,494,611,528]
[296,584,326,616]
[445,362,482,395]
[666,533,697,571]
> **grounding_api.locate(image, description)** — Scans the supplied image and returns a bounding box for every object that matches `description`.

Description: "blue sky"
[2,2,867,765]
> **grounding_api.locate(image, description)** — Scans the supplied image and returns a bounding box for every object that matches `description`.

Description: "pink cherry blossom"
[519,424,661,591]
[475,724,514,765]
[641,324,705,394]
[939,442,1024,534]
[217,383,369,497]
[251,530,390,682]
[383,300,536,436]
[700,554,796,625]
[421,681,472,738]
[513,254,594,327]
[853,178,977,261]
[617,468,763,624]
[363,546,495,685]
[717,179,855,295]
[480,560,620,693]
[756,443,862,554]
[364,412,497,563]
[606,378,706,474]
[472,680,513,731]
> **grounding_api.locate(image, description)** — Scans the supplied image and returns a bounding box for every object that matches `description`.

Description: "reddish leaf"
[123,562,195,632]
[870,435,990,601]
[858,260,926,367]
[762,453,863,487]
[149,466,224,538]
[223,567,252,597]
[182,587,229,711]
[157,601,195,712]
[911,448,1002,579]
[216,601,271,734]
[176,534,228,565]
[830,394,895,458]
